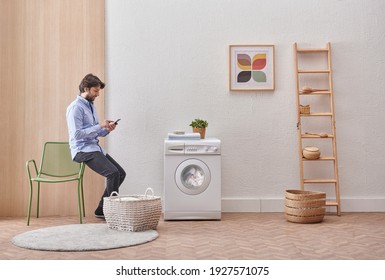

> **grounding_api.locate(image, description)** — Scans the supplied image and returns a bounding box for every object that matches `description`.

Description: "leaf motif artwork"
[229,45,275,91]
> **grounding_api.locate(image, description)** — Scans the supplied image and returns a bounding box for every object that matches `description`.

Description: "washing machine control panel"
[165,138,221,155]
[185,145,219,154]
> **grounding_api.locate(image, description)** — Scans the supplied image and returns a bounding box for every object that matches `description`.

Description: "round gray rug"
[12,223,158,251]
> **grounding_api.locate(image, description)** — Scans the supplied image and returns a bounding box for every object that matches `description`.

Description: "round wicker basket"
[103,188,161,232]
[302,146,320,160]
[285,190,326,223]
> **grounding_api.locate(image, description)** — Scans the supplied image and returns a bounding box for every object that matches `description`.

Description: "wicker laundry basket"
[285,190,326,223]
[103,188,161,232]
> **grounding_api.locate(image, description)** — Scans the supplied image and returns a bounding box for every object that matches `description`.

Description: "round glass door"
[175,159,211,195]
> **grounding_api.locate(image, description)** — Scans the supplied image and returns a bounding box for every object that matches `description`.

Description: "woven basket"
[299,104,310,114]
[302,146,321,160]
[103,188,161,232]
[285,190,326,223]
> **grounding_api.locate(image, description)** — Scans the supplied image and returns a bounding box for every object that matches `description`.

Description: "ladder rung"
[304,179,337,184]
[299,91,331,95]
[298,70,330,74]
[326,201,339,207]
[300,112,333,116]
[301,134,334,138]
[297,48,329,53]
[303,156,336,161]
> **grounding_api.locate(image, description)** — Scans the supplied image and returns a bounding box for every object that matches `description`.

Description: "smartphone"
[114,118,121,125]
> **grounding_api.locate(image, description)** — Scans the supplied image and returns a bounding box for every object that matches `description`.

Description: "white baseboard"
[221,197,385,212]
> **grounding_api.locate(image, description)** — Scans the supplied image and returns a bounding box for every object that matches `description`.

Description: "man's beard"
[84,93,95,102]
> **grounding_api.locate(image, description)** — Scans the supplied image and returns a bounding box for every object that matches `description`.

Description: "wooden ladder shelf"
[294,42,341,215]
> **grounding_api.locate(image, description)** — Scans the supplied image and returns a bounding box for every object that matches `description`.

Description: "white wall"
[105,0,385,212]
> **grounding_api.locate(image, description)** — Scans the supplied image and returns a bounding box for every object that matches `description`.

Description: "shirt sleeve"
[98,128,109,137]
[66,105,103,140]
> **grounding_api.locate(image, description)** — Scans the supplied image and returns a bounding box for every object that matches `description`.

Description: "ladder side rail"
[294,43,305,190]
[327,42,341,215]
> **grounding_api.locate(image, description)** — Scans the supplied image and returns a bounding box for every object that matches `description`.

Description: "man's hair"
[79,73,105,93]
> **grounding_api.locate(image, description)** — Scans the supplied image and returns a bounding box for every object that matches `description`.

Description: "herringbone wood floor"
[1,213,385,260]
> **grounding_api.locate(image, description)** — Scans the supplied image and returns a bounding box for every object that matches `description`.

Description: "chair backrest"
[40,142,82,177]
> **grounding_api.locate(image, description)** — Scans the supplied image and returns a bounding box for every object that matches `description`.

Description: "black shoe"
[94,207,105,219]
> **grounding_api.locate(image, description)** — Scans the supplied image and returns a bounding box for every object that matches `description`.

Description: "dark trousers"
[74,152,126,209]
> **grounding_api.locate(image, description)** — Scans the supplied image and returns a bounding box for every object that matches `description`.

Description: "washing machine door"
[175,159,211,195]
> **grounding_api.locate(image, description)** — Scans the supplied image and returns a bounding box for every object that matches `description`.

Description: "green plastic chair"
[26,142,85,225]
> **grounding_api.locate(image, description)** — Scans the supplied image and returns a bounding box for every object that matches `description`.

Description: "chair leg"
[77,181,83,224]
[36,182,40,218]
[27,181,33,226]
[80,178,85,217]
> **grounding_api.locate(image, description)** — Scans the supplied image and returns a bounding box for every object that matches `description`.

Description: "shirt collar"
[77,95,93,105]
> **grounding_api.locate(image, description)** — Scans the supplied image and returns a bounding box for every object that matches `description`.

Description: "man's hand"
[100,120,116,132]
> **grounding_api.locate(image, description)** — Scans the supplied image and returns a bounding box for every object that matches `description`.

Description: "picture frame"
[229,44,275,91]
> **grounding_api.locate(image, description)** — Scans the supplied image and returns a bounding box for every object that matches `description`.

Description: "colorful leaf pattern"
[237,53,267,83]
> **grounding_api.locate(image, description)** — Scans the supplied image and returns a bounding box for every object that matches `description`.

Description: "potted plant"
[189,118,208,139]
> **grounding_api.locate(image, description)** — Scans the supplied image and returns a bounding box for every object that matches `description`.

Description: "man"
[66,73,126,218]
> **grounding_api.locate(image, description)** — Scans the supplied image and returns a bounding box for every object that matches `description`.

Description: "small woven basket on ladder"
[103,188,161,232]
[285,190,326,223]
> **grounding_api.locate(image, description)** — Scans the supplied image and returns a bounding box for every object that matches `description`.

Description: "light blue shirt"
[66,95,109,159]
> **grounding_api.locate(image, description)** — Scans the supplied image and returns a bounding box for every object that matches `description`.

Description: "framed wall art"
[229,44,275,91]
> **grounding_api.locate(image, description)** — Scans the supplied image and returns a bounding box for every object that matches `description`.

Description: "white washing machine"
[164,138,221,220]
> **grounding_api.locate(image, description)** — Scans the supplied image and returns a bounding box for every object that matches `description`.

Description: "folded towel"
[167,132,201,140]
